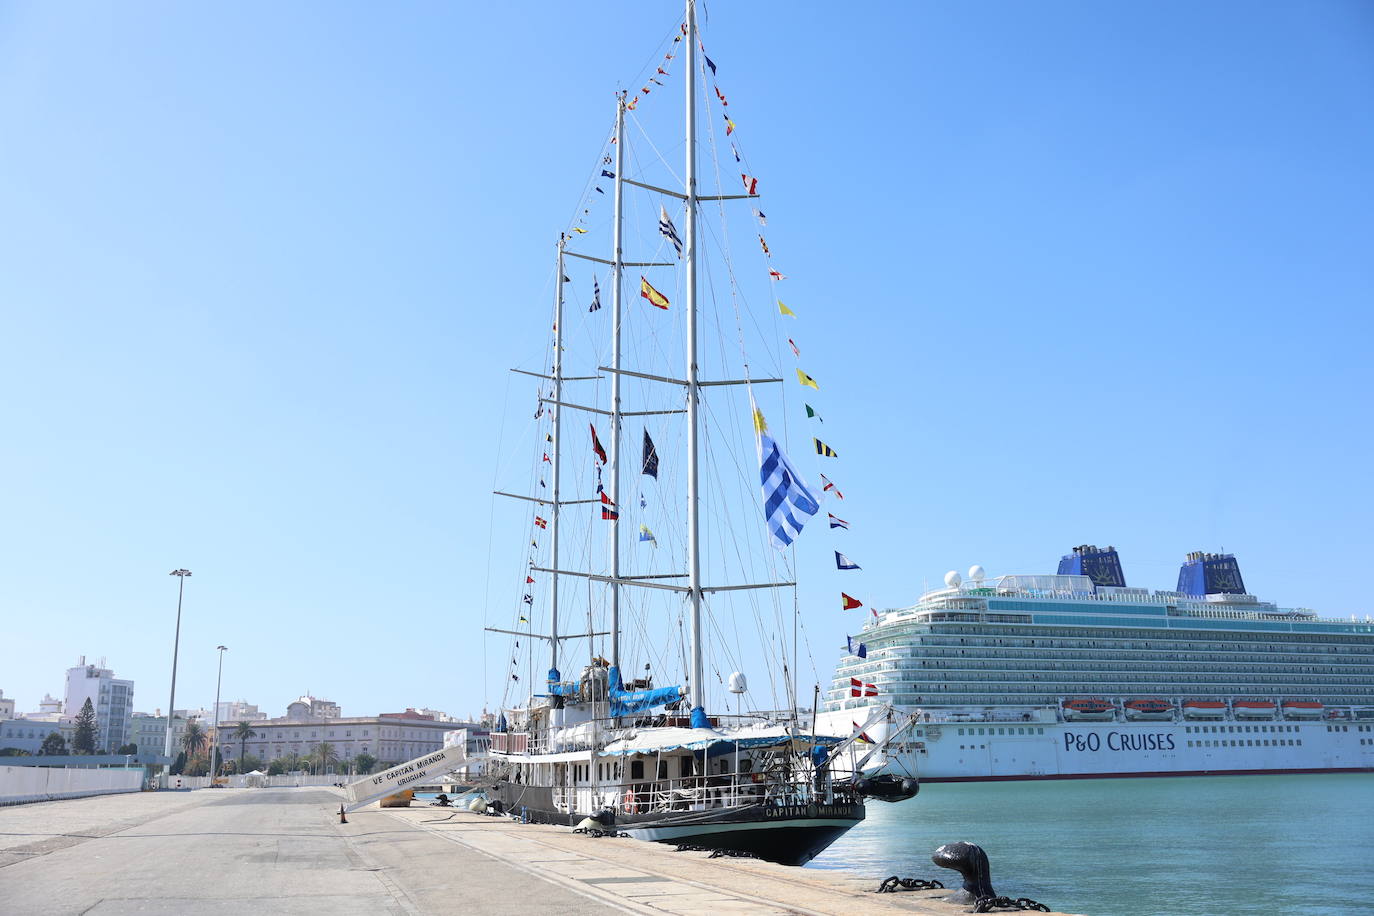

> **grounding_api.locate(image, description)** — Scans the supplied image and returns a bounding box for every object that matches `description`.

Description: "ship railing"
[623,771,857,814]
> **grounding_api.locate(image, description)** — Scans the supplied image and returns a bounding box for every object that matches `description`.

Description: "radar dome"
[944,570,962,588]
[727,671,748,694]
[969,565,985,582]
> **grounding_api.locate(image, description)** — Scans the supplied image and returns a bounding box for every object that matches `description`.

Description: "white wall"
[0,765,143,805]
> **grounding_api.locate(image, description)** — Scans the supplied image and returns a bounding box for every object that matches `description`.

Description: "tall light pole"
[163,569,192,767]
[210,645,227,780]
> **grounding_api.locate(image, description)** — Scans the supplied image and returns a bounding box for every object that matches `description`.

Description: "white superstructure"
[818,548,1374,780]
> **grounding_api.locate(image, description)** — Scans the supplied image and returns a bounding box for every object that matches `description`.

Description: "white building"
[64,658,134,752]
[221,701,468,773]
[0,719,75,754]
[31,694,64,718]
[131,710,199,759]
[216,700,267,723]
[0,691,14,721]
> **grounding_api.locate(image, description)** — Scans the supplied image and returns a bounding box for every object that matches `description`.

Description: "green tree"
[266,758,286,776]
[40,732,68,756]
[0,747,32,756]
[232,721,258,770]
[116,743,138,756]
[170,750,187,775]
[312,742,340,773]
[72,698,98,754]
[180,719,208,758]
[352,753,378,775]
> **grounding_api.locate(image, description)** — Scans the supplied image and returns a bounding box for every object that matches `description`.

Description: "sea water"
[810,773,1374,916]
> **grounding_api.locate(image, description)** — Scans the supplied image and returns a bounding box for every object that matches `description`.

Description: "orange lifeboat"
[1232,700,1277,719]
[1123,698,1173,721]
[1182,700,1227,719]
[1062,698,1114,720]
[1282,701,1323,718]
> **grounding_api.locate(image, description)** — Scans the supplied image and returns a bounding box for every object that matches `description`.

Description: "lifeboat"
[1123,698,1173,721]
[1182,700,1227,719]
[1062,698,1114,721]
[1282,701,1323,718]
[1232,700,1277,719]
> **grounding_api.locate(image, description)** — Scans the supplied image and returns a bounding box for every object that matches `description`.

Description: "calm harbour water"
[809,773,1374,916]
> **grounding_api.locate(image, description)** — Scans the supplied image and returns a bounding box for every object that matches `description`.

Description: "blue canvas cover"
[608,665,683,717]
[547,667,580,697]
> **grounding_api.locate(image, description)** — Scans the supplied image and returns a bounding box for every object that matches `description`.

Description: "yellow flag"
[778,301,797,317]
[571,227,588,234]
[797,369,819,390]
[640,276,670,310]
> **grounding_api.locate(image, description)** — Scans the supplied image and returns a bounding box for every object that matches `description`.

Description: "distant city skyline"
[2,3,1370,719]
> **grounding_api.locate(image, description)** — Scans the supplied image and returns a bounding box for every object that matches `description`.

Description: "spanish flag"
[796,369,819,389]
[640,276,670,310]
[842,593,863,610]
[814,438,838,458]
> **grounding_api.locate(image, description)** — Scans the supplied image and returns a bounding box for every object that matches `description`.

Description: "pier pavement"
[0,788,1080,914]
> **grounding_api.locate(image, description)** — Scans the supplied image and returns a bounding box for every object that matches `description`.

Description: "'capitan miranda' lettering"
[369,751,449,787]
[1063,731,1176,753]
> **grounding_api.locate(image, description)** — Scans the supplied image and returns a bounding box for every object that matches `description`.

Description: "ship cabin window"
[681,757,693,778]
[630,760,644,780]
[657,760,668,780]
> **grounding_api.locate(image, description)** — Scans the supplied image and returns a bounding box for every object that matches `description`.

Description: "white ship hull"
[818,705,1374,781]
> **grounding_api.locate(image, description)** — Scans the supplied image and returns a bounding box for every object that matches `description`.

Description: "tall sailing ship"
[818,545,1374,780]
[483,0,915,866]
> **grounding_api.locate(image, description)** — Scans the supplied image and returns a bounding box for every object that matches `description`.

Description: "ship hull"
[817,706,1374,782]
[488,780,863,865]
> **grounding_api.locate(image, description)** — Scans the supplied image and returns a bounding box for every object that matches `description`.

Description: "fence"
[0,765,143,806]
[217,773,348,788]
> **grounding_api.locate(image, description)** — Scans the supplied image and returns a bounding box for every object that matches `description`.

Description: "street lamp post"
[163,569,192,771]
[210,645,228,780]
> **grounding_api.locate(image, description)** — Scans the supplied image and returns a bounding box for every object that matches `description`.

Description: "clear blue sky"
[2,2,1371,721]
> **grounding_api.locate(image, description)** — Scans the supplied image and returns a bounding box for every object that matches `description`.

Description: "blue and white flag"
[639,524,657,547]
[828,513,849,530]
[659,206,683,257]
[847,635,868,659]
[835,551,860,570]
[754,408,819,550]
[589,277,601,312]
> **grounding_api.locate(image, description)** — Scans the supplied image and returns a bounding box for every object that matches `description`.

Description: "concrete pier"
[0,788,1081,914]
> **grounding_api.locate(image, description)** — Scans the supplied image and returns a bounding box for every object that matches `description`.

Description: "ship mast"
[550,236,566,676]
[684,0,705,718]
[609,94,626,672]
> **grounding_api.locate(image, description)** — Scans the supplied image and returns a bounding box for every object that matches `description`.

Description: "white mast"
[609,94,626,672]
[684,0,705,716]
[551,236,566,676]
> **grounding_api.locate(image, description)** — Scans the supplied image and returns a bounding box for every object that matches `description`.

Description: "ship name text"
[1064,731,1176,753]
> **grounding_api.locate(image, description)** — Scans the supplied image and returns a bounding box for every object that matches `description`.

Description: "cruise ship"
[816,547,1374,780]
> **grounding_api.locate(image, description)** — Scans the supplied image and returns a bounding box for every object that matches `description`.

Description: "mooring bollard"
[339,803,348,824]
[932,841,995,904]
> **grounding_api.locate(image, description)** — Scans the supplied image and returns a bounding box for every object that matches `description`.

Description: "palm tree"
[312,742,340,774]
[232,721,258,770]
[181,719,209,758]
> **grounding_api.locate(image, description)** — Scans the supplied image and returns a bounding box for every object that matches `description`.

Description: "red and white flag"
[741,173,759,195]
[850,678,878,698]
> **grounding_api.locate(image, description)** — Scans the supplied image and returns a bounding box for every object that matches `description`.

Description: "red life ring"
[622,789,639,814]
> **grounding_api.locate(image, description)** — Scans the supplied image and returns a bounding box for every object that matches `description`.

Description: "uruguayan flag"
[754,409,819,550]
[659,206,683,257]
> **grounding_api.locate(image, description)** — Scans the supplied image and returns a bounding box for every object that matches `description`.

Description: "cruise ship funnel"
[1057,544,1126,588]
[1177,551,1247,597]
